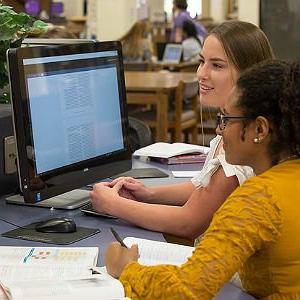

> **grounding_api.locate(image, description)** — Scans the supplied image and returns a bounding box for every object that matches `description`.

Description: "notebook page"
[124,237,194,266]
[0,265,93,283]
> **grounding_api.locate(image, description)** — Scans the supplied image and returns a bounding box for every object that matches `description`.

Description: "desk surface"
[152,60,200,72]
[0,159,255,299]
[125,71,197,91]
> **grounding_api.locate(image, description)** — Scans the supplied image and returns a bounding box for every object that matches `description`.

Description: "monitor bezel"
[7,41,132,204]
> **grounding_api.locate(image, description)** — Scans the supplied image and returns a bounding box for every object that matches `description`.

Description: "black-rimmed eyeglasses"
[217,113,253,130]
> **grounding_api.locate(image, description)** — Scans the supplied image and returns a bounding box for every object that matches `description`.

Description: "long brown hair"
[208,20,275,72]
[120,19,152,60]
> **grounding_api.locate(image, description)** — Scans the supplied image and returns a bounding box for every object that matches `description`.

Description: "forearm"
[111,169,240,239]
[107,196,196,236]
[147,181,195,205]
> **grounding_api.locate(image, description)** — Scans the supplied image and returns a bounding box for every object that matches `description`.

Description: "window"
[164,0,202,20]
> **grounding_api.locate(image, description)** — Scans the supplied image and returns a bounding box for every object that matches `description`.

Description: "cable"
[0,217,26,229]
[199,104,205,146]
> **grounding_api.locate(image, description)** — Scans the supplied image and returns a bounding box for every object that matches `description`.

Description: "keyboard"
[81,202,117,219]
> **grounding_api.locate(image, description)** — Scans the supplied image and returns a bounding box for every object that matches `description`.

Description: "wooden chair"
[175,61,200,73]
[128,116,153,153]
[131,80,199,143]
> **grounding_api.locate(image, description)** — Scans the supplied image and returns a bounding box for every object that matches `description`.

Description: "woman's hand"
[90,181,126,214]
[104,242,139,278]
[109,177,153,202]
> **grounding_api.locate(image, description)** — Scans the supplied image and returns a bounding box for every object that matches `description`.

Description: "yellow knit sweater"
[120,159,300,299]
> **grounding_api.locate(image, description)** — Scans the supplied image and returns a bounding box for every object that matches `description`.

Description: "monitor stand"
[5,189,90,210]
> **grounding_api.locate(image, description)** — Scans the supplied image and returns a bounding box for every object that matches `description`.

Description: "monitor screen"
[162,44,183,63]
[7,41,131,204]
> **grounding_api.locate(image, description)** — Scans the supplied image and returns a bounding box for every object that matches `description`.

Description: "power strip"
[4,135,17,174]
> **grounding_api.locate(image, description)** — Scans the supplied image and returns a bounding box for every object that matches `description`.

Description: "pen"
[110,227,128,248]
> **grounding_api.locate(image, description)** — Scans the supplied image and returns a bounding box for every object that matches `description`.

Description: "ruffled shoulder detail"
[192,135,254,188]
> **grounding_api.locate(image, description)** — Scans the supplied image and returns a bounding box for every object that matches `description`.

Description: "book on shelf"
[0,246,126,300]
[133,142,210,160]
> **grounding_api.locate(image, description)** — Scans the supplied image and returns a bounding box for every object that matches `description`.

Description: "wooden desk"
[152,60,200,72]
[125,71,197,142]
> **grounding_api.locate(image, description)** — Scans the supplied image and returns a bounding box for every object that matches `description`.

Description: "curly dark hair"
[236,60,300,163]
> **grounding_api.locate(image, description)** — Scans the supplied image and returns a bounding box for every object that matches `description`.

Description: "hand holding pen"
[105,227,139,278]
[110,227,128,248]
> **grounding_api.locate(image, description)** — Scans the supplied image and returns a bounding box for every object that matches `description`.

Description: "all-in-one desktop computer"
[6,41,131,209]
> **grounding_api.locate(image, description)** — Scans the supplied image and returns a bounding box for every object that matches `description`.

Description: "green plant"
[0,4,47,91]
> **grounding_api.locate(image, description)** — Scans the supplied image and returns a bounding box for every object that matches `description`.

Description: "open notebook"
[124,237,194,266]
[0,246,126,300]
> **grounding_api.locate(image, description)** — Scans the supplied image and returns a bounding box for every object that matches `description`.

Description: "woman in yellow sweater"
[104,60,300,299]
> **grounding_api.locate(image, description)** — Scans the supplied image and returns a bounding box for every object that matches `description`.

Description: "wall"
[201,0,210,18]
[87,0,137,41]
[209,0,228,22]
[238,0,259,25]
[148,0,165,22]
[61,0,84,18]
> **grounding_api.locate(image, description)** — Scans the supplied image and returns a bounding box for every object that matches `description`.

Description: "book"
[0,246,126,300]
[133,142,210,159]
[124,237,195,266]
[150,153,207,165]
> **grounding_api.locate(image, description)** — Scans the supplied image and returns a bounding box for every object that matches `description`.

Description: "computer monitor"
[162,44,183,64]
[156,42,167,61]
[22,38,96,47]
[6,41,132,209]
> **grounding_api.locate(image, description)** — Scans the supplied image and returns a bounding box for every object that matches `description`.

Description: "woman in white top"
[182,20,202,62]
[90,21,274,241]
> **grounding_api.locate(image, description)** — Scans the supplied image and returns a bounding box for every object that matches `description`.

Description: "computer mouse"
[35,217,77,233]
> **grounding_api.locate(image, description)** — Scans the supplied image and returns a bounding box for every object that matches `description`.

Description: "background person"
[105,60,300,299]
[120,19,153,62]
[182,20,202,61]
[171,0,206,43]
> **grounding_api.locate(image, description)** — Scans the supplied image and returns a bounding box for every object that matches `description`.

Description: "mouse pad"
[110,168,169,179]
[2,222,100,245]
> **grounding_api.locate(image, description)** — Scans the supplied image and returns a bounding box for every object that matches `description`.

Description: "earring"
[253,137,260,143]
